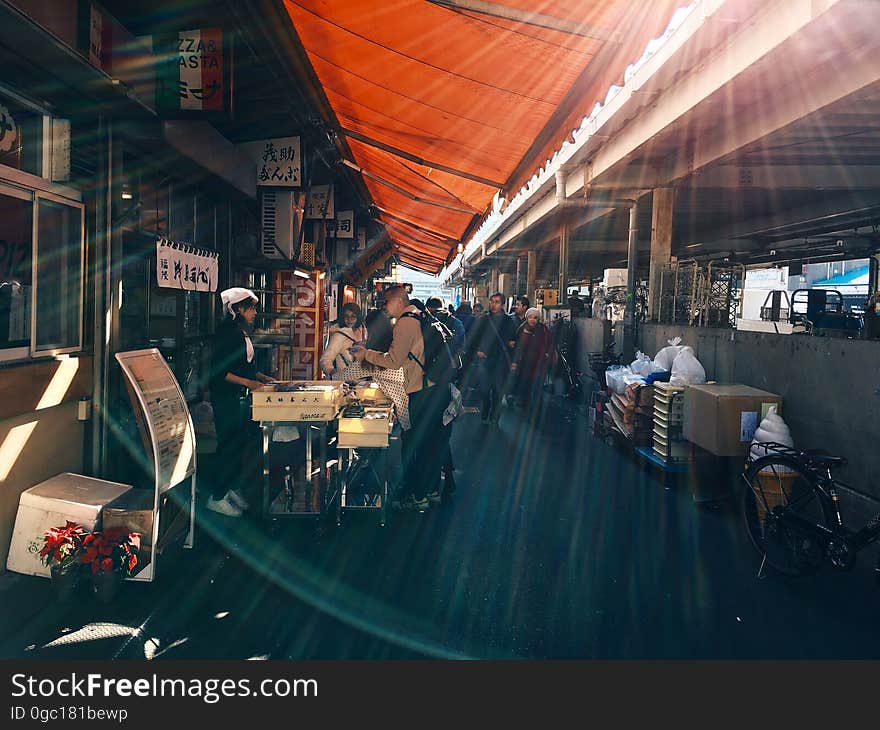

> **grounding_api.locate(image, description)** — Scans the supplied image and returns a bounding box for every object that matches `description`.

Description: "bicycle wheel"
[742,455,832,575]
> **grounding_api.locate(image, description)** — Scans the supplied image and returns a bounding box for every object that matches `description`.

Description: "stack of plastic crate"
[652,383,688,462]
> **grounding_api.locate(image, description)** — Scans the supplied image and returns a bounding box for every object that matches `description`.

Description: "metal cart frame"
[336,446,390,527]
[260,420,338,527]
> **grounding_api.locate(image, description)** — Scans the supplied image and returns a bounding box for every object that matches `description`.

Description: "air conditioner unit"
[261,189,296,260]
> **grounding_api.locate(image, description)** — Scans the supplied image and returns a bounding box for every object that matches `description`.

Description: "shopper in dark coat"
[455,301,476,335]
[465,292,516,425]
[511,307,551,411]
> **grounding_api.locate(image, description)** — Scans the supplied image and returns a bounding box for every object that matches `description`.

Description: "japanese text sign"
[256,136,301,187]
[155,237,218,292]
[305,184,334,219]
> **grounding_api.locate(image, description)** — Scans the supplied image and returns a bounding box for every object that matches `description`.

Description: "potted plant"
[38,521,85,601]
[78,527,141,603]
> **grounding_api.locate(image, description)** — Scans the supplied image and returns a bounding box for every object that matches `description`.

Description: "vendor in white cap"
[207,287,274,517]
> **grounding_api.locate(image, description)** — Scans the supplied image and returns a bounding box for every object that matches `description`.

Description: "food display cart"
[252,381,345,526]
[335,382,396,527]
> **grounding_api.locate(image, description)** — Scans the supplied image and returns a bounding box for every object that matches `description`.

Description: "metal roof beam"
[591,163,880,191]
[426,0,620,41]
[341,129,504,188]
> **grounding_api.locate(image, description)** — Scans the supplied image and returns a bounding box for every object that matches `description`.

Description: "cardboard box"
[101,489,155,551]
[6,473,132,577]
[602,268,628,288]
[683,384,782,456]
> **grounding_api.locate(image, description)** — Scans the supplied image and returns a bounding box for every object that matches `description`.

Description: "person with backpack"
[465,291,516,425]
[427,297,464,359]
[426,297,464,497]
[354,285,451,511]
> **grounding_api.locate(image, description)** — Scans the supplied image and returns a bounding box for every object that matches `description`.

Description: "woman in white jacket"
[321,303,368,377]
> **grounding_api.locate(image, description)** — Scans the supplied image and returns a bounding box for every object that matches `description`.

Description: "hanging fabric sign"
[155,237,219,292]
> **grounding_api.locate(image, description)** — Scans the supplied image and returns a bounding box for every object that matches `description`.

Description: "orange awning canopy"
[284,0,684,272]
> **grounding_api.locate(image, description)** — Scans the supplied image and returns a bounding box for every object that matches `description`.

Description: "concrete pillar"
[489,268,499,295]
[648,187,674,321]
[623,202,639,361]
[515,256,523,297]
[558,222,570,300]
[526,250,536,302]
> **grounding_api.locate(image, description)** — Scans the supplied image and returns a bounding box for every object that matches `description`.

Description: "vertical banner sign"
[273,270,324,381]
[89,3,103,68]
[335,210,354,239]
[178,28,223,111]
[356,225,367,251]
[158,28,225,113]
[155,238,218,292]
[305,185,334,219]
[256,136,301,186]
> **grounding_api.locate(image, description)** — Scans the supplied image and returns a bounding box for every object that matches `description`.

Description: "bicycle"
[742,442,880,580]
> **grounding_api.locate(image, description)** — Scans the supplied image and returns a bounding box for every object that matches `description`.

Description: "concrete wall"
[571,317,612,373]
[639,324,880,520]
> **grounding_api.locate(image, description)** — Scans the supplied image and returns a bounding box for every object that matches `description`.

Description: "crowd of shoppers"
[207,284,559,519]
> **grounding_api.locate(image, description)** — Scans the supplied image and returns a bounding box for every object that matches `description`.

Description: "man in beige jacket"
[354,285,447,511]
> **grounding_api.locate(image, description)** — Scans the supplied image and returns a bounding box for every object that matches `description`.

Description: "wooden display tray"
[337,432,390,448]
[252,381,346,421]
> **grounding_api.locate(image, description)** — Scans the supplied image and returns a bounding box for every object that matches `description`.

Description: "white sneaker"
[227,489,250,510]
[206,495,243,517]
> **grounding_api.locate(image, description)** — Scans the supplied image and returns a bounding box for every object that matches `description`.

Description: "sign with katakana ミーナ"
[155,237,219,292]
[305,184,334,219]
[256,136,301,187]
[158,28,225,112]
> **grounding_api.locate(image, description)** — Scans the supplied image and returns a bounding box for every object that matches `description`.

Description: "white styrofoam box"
[6,473,132,578]
[602,268,628,289]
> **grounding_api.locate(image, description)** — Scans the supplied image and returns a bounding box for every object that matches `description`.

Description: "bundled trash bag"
[669,346,706,385]
[630,351,665,377]
[749,405,793,461]
[653,337,684,371]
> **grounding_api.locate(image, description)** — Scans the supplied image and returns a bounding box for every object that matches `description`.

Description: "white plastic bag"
[443,383,463,427]
[622,372,647,389]
[631,351,664,376]
[653,337,683,371]
[272,425,300,442]
[669,346,706,385]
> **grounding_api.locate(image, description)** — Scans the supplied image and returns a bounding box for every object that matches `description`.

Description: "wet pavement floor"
[3,395,880,660]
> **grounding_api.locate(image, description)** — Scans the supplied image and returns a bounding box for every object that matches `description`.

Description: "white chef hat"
[220,287,258,317]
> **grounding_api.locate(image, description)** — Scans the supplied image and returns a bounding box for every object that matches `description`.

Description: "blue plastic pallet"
[634,446,691,473]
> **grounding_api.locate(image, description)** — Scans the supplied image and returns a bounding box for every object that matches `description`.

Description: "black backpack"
[401,310,461,386]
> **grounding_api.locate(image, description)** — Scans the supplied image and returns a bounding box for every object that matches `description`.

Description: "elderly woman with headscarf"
[510,307,552,411]
[207,287,274,517]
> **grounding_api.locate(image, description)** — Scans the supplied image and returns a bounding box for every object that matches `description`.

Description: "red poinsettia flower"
[128,554,138,572]
[40,522,86,568]
[101,558,114,573]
